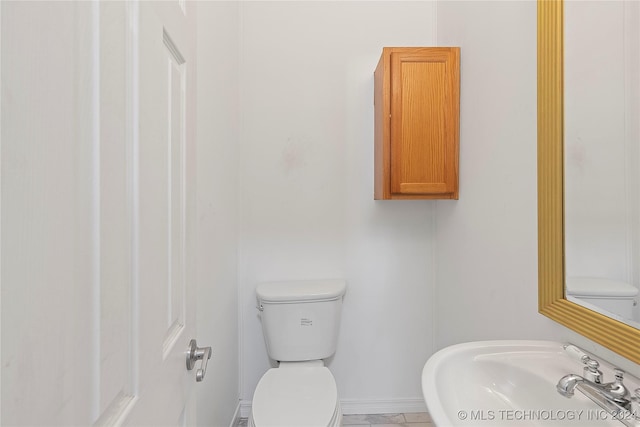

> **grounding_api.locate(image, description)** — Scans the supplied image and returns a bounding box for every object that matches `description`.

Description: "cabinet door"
[390,48,459,199]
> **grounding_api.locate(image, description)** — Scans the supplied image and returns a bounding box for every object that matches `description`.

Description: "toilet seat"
[250,367,341,427]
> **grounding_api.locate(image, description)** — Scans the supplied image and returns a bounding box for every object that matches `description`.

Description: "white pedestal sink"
[422,341,640,426]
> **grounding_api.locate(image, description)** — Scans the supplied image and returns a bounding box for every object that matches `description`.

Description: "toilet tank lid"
[256,279,346,303]
[566,277,639,298]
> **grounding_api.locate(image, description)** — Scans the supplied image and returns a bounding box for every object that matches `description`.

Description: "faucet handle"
[604,368,631,403]
[564,344,591,363]
[613,368,625,382]
[562,344,603,383]
[586,359,600,370]
[584,359,603,383]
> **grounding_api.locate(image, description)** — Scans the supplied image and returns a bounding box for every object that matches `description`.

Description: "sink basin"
[422,340,637,426]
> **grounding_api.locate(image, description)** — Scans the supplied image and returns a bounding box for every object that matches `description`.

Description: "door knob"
[186,339,212,382]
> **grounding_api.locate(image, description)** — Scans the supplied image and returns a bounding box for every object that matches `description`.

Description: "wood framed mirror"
[538,0,640,364]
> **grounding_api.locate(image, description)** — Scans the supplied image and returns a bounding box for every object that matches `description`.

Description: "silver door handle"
[186,339,212,382]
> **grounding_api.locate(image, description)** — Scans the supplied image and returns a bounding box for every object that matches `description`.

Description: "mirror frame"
[538,0,640,364]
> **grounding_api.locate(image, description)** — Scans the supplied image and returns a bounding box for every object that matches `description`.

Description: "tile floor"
[237,412,433,427]
[343,412,433,426]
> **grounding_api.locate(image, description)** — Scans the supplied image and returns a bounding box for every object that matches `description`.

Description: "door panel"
[1,1,198,425]
[98,2,134,419]
[1,2,95,424]
[165,28,187,356]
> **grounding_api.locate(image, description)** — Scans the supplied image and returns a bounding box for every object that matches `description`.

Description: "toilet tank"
[566,277,638,319]
[256,279,347,362]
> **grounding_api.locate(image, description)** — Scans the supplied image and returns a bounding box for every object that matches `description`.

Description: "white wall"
[564,1,640,325]
[238,1,437,413]
[202,0,640,420]
[195,3,241,425]
[434,1,565,348]
[630,2,640,323]
[434,1,640,381]
[564,1,630,283]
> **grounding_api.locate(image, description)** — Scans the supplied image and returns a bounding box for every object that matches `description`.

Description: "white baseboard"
[239,400,252,419]
[229,402,242,427]
[238,398,427,418]
[340,398,427,415]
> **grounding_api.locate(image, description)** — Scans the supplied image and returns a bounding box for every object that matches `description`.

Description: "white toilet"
[250,279,347,427]
[566,277,638,319]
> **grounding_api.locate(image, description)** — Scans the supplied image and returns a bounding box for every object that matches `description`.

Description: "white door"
[1,1,201,425]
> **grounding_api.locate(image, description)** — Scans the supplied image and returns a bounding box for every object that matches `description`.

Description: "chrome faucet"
[632,389,640,417]
[557,346,640,426]
[557,368,631,407]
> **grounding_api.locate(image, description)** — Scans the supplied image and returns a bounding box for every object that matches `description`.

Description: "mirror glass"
[564,1,640,328]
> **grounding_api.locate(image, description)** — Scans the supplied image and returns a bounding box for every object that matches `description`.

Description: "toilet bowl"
[249,362,341,427]
[250,280,347,427]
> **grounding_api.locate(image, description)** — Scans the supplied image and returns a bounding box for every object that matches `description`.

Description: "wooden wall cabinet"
[374,47,460,200]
